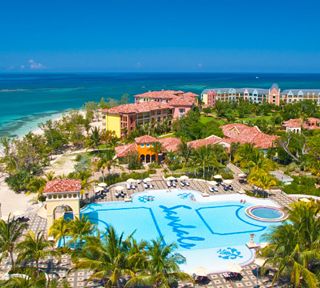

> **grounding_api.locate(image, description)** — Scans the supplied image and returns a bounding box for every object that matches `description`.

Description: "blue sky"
[0,0,320,72]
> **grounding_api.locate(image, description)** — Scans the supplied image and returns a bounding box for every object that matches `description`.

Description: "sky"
[0,0,320,73]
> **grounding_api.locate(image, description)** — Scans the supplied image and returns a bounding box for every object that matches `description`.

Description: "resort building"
[115,135,181,163]
[104,102,173,138]
[201,84,320,106]
[220,123,278,150]
[43,179,81,233]
[283,117,320,133]
[104,90,198,138]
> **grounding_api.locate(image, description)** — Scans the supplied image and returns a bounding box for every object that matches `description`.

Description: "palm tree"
[178,141,193,167]
[248,167,277,190]
[192,145,219,178]
[68,216,95,249]
[48,217,70,247]
[75,226,144,287]
[0,215,28,270]
[16,231,58,276]
[97,149,122,181]
[262,201,320,287]
[151,142,162,163]
[131,239,192,288]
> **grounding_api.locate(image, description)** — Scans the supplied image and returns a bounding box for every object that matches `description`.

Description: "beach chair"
[144,183,149,189]
[166,181,171,187]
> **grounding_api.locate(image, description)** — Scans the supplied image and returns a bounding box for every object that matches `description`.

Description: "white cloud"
[28,59,45,70]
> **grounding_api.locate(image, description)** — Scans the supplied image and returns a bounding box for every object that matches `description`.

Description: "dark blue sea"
[1,73,320,138]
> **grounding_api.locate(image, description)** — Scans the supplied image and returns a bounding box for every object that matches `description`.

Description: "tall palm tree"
[75,226,144,287]
[48,217,70,247]
[192,145,219,178]
[16,231,58,276]
[262,201,320,287]
[151,142,162,163]
[0,215,28,270]
[248,167,277,190]
[178,141,193,167]
[130,239,192,288]
[68,216,95,249]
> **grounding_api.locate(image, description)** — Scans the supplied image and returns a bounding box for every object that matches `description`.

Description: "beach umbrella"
[223,179,233,185]
[208,180,217,186]
[167,176,176,181]
[180,175,189,180]
[114,186,124,192]
[227,263,242,273]
[94,186,104,193]
[12,210,24,217]
[98,182,107,187]
[299,197,311,203]
[193,266,210,276]
[126,178,136,183]
[213,174,223,180]
[143,177,152,183]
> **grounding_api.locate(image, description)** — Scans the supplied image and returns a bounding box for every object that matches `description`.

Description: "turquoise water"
[78,190,281,272]
[251,207,282,219]
[1,73,320,138]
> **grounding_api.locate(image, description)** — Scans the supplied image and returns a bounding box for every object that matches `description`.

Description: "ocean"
[1,72,320,138]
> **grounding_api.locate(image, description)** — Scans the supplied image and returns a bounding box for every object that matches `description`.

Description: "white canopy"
[167,176,176,181]
[223,179,233,185]
[98,182,107,187]
[114,186,124,192]
[208,180,217,186]
[213,174,223,180]
[94,186,104,193]
[254,257,266,267]
[238,173,247,178]
[12,210,24,217]
[179,175,189,180]
[238,189,246,194]
[126,178,136,183]
[143,177,152,183]
[227,263,242,273]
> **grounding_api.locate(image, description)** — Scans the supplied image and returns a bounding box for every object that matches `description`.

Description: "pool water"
[80,189,282,273]
[251,207,282,219]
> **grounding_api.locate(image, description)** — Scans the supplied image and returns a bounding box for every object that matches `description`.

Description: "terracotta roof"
[158,137,181,152]
[104,101,172,114]
[134,90,185,99]
[303,117,320,130]
[283,119,302,128]
[188,135,223,149]
[221,123,278,149]
[115,143,136,158]
[168,95,196,107]
[135,135,158,144]
[44,179,81,194]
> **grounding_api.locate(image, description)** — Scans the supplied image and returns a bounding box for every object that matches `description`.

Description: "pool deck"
[0,177,294,288]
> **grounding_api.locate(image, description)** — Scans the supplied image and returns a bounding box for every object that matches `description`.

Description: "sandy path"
[0,173,35,219]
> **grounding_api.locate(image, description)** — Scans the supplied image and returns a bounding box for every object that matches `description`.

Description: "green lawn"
[199,115,226,125]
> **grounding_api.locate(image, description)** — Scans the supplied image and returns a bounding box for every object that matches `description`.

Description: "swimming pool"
[246,206,286,222]
[80,189,282,273]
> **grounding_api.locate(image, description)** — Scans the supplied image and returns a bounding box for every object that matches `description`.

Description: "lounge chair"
[144,183,149,189]
[166,181,171,187]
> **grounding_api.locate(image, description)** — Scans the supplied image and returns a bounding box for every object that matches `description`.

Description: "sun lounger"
[180,181,185,187]
[166,181,171,187]
[144,183,149,189]
[126,183,131,190]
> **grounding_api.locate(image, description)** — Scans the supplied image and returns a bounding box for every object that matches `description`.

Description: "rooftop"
[221,123,278,149]
[188,135,223,149]
[104,101,172,114]
[158,137,181,152]
[283,118,303,128]
[44,179,81,194]
[134,90,197,100]
[135,135,158,144]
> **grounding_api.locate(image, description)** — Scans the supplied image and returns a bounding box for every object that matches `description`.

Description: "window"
[140,144,144,148]
[146,143,150,147]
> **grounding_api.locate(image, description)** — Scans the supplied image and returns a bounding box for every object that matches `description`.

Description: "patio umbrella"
[167,176,176,181]
[114,186,124,192]
[227,263,242,273]
[238,173,247,178]
[299,197,311,203]
[143,177,152,183]
[193,266,210,276]
[208,180,217,186]
[126,178,136,183]
[238,189,246,194]
[94,186,104,193]
[223,179,233,185]
[180,175,189,180]
[98,182,107,187]
[213,174,223,180]
[13,210,24,217]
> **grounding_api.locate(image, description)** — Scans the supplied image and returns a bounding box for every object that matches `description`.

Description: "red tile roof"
[304,117,320,130]
[44,179,81,194]
[169,95,197,107]
[158,137,181,152]
[221,123,278,149]
[188,135,223,149]
[104,101,172,114]
[115,143,136,158]
[283,119,302,128]
[134,90,185,100]
[135,135,158,144]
